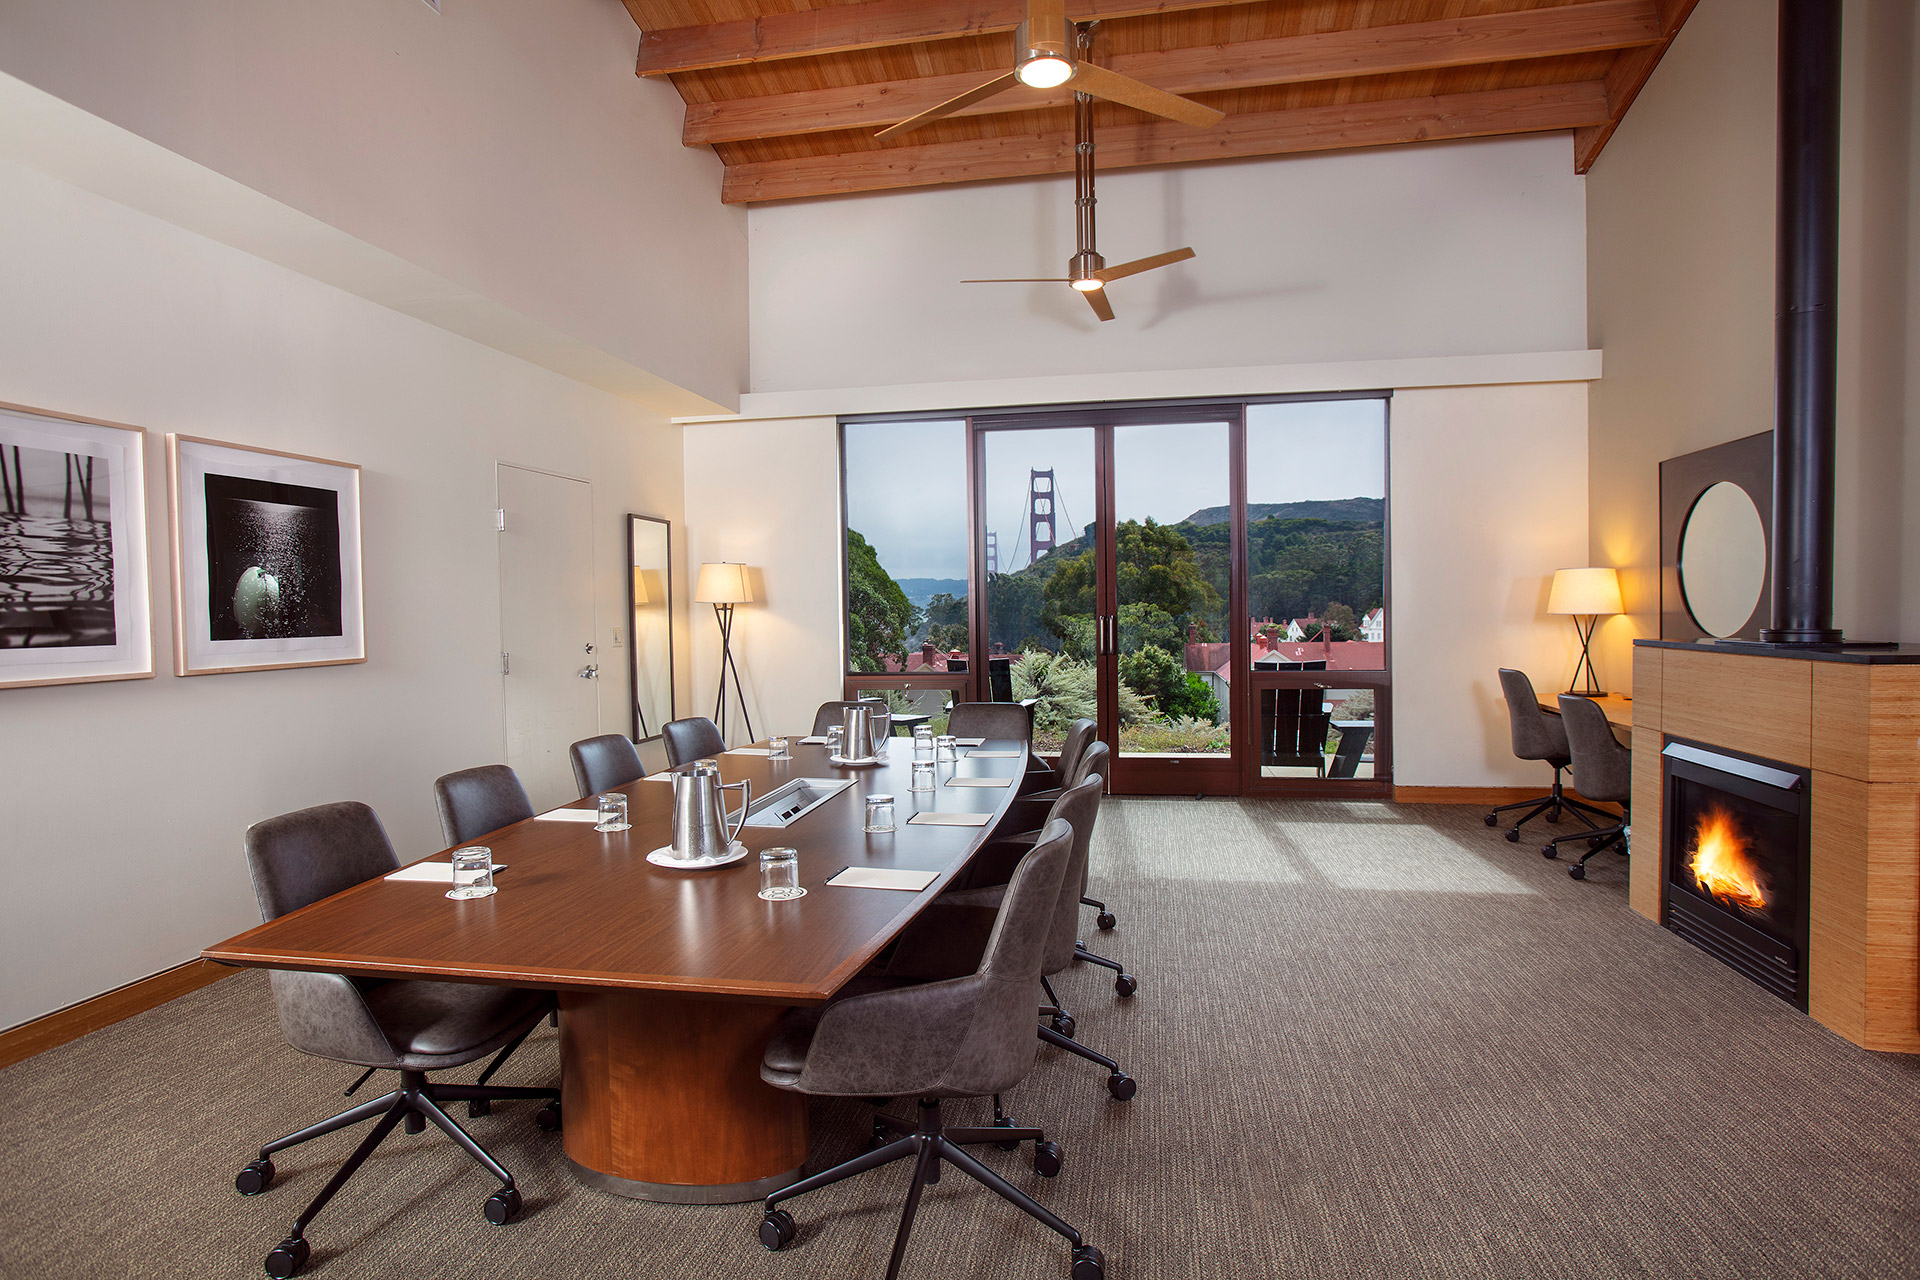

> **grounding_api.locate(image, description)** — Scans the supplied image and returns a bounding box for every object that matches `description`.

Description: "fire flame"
[1688,805,1768,911]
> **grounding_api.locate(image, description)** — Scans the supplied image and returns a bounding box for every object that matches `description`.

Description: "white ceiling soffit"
[0,72,733,419]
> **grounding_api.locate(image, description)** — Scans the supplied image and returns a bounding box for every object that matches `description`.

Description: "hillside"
[1181,497,1384,527]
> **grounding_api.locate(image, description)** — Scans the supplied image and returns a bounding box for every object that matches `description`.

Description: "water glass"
[864,793,896,833]
[768,735,791,760]
[913,725,935,760]
[935,734,959,763]
[910,760,937,793]
[826,725,844,757]
[595,792,630,832]
[447,847,496,900]
[758,847,805,901]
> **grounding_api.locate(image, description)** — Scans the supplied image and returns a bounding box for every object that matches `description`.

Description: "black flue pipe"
[1762,0,1844,644]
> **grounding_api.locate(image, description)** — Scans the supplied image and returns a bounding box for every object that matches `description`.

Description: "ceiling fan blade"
[1069,63,1224,128]
[1083,286,1116,322]
[1092,247,1196,283]
[877,72,1021,140]
[962,277,1073,283]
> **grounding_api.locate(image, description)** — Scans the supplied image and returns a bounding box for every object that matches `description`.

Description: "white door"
[498,464,599,812]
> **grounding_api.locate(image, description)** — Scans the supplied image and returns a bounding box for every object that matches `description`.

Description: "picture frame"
[0,401,155,689]
[166,434,365,676]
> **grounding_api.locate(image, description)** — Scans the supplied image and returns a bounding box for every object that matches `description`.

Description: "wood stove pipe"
[1762,0,1844,644]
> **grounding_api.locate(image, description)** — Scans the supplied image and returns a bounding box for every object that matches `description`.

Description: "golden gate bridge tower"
[1026,468,1056,567]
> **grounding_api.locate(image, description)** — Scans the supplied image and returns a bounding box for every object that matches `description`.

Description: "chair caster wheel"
[1114,974,1137,998]
[1505,828,1521,843]
[1034,1140,1063,1177]
[235,1158,274,1196]
[1072,1244,1106,1280]
[534,1103,561,1133]
[468,1099,492,1118]
[1541,846,1557,859]
[264,1236,310,1279]
[992,1116,1021,1152]
[871,1120,894,1151]
[1107,1072,1136,1101]
[484,1186,522,1225]
[1096,911,1116,931]
[1050,1012,1076,1038]
[759,1208,796,1251]
[1483,812,1498,827]
[404,1111,426,1135]
[1569,865,1586,881]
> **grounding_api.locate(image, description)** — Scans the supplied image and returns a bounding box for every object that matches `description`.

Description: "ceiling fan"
[958,50,1198,322]
[875,0,1224,141]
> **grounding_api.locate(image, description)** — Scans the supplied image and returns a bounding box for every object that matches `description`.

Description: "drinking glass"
[768,735,791,760]
[935,734,959,763]
[596,792,630,832]
[758,847,805,901]
[913,725,935,760]
[910,760,937,792]
[447,847,496,900]
[826,725,844,757]
[864,793,896,833]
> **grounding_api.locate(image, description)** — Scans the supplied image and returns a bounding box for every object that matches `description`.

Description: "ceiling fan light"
[1016,54,1073,89]
[1070,278,1103,292]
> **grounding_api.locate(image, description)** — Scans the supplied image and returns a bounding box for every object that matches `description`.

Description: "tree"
[845,529,919,671]
[1040,518,1221,642]
[1117,644,1222,724]
[1320,601,1359,642]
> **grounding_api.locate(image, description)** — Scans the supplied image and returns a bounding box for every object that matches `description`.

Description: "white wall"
[0,155,688,1031]
[1389,383,1593,787]
[681,418,844,745]
[748,133,1587,393]
[0,0,748,412]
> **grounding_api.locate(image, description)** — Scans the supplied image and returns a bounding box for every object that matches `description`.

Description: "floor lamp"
[696,562,756,744]
[1548,567,1623,698]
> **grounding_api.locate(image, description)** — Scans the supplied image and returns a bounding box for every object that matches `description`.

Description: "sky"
[842,399,1387,582]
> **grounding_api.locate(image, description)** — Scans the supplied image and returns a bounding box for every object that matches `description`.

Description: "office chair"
[1014,717,1118,931]
[1484,669,1614,841]
[811,698,885,736]
[756,820,1106,1280]
[661,715,727,766]
[237,802,559,1278]
[946,700,1033,744]
[433,764,535,847]
[569,733,646,798]
[1545,694,1632,879]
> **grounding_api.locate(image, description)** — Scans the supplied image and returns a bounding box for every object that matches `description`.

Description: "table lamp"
[1547,567,1623,698]
[695,562,756,743]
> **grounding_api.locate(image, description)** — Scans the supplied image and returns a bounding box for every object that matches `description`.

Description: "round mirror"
[1679,481,1767,637]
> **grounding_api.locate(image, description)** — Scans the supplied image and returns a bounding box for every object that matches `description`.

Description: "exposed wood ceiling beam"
[720,81,1611,203]
[1572,0,1700,171]
[683,0,1659,146]
[634,0,1260,77]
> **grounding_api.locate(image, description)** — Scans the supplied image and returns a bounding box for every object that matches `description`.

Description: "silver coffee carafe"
[668,761,749,863]
[841,702,891,760]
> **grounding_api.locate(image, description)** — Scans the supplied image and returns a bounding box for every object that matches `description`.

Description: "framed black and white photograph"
[167,434,364,676]
[0,401,154,690]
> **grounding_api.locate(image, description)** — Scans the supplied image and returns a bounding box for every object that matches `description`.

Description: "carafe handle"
[721,779,751,843]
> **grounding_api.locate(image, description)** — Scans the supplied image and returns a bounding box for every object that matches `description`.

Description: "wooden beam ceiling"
[619,0,1700,203]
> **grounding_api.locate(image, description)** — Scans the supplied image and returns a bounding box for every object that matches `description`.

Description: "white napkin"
[801,736,831,745]
[965,750,1022,759]
[954,737,987,747]
[535,809,602,823]
[826,866,939,891]
[385,860,505,883]
[905,812,993,827]
[945,777,1013,788]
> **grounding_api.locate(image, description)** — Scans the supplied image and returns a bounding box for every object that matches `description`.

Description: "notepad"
[945,776,1013,788]
[535,809,602,822]
[906,812,993,827]
[725,747,773,756]
[964,749,1022,759]
[801,736,831,745]
[826,866,940,892]
[385,860,504,883]
[954,737,987,747]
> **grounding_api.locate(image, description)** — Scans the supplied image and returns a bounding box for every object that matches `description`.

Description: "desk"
[1537,692,1633,731]
[204,740,1026,1204]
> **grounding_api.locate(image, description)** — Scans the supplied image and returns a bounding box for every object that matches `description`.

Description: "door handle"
[579,664,599,679]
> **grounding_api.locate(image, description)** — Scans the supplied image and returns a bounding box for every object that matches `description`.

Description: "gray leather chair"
[661,715,727,766]
[1012,718,1117,931]
[1485,669,1614,841]
[755,820,1105,1280]
[946,700,1033,744]
[236,802,558,1278]
[569,734,645,798]
[433,764,534,847]
[811,698,884,736]
[1545,694,1632,879]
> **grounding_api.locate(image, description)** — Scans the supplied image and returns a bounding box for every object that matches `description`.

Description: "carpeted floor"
[4,800,1919,1279]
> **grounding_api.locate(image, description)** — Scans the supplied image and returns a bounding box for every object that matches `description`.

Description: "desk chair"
[433,764,534,847]
[1017,717,1118,932]
[811,698,892,737]
[947,699,1033,744]
[757,820,1105,1280]
[237,802,559,1278]
[569,734,646,798]
[1485,669,1614,841]
[1545,694,1632,879]
[662,715,727,766]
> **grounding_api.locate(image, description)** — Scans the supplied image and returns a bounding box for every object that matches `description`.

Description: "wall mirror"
[1679,481,1768,638]
[627,514,673,742]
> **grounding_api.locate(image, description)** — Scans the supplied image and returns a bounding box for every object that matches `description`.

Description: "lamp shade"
[1547,567,1623,616]
[695,562,755,605]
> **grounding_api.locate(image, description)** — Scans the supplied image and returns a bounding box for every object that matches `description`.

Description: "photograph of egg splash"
[202,473,342,641]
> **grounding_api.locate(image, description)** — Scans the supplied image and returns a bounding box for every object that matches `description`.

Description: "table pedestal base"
[559,988,808,1204]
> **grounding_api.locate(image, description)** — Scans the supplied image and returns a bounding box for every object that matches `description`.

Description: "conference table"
[203,739,1030,1204]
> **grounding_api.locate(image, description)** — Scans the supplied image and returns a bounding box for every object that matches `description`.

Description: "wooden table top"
[1538,693,1634,730]
[203,741,1028,1005]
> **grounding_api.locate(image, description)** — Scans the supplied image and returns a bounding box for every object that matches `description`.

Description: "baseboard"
[1393,785,1622,813]
[0,959,237,1071]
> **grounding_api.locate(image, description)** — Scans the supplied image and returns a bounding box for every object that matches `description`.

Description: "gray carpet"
[4,800,1919,1279]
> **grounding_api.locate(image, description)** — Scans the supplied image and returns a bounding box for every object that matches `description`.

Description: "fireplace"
[1661,739,1812,1009]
